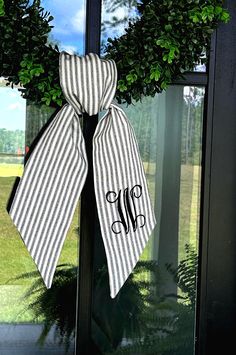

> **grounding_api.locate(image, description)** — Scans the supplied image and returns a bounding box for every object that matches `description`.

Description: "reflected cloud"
[102,4,138,41]
[53,27,71,35]
[42,0,85,54]
[8,92,18,98]
[71,7,85,34]
[61,45,78,55]
[7,102,25,111]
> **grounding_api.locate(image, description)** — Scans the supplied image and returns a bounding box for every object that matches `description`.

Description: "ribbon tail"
[93,106,156,298]
[8,104,87,289]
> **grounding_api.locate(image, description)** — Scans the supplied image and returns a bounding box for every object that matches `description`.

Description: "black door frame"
[75,1,102,354]
[196,1,236,353]
[75,1,236,354]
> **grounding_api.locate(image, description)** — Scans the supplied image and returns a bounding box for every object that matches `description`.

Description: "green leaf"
[126,73,138,84]
[0,0,228,106]
[20,60,27,68]
[117,80,128,92]
[56,99,63,106]
[164,24,172,32]
[221,10,230,23]
[215,6,223,16]
[0,0,5,16]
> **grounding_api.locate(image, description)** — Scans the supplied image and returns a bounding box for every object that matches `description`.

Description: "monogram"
[105,184,146,235]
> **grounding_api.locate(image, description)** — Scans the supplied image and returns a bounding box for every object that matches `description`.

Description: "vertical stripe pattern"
[8,52,156,297]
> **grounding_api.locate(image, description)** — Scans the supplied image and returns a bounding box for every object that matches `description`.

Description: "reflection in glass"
[101,0,206,72]
[101,0,138,54]
[0,0,86,352]
[41,0,85,54]
[97,6,205,352]
[0,84,78,354]
[0,80,25,169]
[92,86,204,354]
[194,63,206,72]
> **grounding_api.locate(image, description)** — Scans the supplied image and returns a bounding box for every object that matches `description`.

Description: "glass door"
[92,85,205,355]
[0,1,85,353]
[90,2,205,354]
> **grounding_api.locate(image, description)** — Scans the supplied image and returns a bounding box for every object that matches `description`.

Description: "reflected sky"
[0,1,86,131]
[42,0,85,54]
[0,86,25,130]
[102,3,138,40]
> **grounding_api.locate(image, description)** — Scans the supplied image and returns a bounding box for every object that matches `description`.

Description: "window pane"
[92,85,204,354]
[92,3,205,352]
[194,63,206,72]
[0,0,85,352]
[101,0,206,72]
[41,0,85,54]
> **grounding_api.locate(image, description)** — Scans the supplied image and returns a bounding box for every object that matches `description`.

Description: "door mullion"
[75,1,102,354]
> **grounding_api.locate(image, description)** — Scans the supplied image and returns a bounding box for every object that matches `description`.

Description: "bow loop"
[60,52,117,116]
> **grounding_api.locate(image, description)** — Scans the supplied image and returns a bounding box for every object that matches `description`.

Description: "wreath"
[0,0,230,107]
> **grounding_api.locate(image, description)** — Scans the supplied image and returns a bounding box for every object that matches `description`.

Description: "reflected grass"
[0,285,44,323]
[0,165,79,322]
[0,163,23,177]
[179,164,201,261]
[0,163,200,322]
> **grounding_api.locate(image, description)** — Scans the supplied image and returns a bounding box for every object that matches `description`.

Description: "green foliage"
[189,4,230,23]
[11,261,156,353]
[105,0,230,104]
[110,302,195,355]
[0,0,63,107]
[92,260,159,352]
[109,245,198,354]
[13,245,198,354]
[0,0,5,16]
[10,264,77,352]
[166,244,198,308]
[0,0,230,106]
[19,56,45,85]
[0,128,25,154]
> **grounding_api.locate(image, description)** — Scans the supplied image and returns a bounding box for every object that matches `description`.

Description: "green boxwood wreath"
[0,0,230,107]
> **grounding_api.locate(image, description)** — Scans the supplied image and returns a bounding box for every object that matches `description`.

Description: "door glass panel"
[0,0,85,353]
[41,0,85,54]
[101,0,138,53]
[92,5,205,352]
[92,85,204,355]
[101,0,206,72]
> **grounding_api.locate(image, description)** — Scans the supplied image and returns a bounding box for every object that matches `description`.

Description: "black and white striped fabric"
[8,52,156,298]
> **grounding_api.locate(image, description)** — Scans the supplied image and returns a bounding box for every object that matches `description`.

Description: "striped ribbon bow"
[8,52,156,298]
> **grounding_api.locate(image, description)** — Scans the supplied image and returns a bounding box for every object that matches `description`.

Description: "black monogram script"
[105,184,146,235]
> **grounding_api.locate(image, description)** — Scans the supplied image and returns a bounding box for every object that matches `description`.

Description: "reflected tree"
[0,128,24,154]
[182,87,204,165]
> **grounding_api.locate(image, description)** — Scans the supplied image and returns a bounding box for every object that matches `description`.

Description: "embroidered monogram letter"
[105,184,146,235]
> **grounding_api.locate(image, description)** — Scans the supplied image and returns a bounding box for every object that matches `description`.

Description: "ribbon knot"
[60,52,117,115]
[8,52,156,298]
